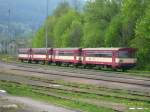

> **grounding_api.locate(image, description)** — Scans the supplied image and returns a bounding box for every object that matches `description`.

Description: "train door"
[112,51,117,68]
[82,51,86,64]
[28,48,32,62]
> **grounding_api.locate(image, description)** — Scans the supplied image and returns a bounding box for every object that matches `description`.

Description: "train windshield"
[119,51,135,58]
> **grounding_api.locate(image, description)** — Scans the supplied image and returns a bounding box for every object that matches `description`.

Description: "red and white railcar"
[52,48,82,65]
[18,48,31,62]
[82,48,136,69]
[31,48,52,63]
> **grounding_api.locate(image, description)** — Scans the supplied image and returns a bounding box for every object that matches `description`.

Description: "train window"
[58,52,65,56]
[34,50,46,54]
[86,52,112,57]
[18,50,28,54]
[99,53,112,57]
[76,52,81,56]
[119,51,135,58]
[58,52,74,56]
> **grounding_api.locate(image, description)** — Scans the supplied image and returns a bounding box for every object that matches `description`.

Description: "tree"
[53,1,70,17]
[54,10,83,47]
[32,26,45,48]
[32,2,71,48]
[131,2,150,69]
[32,0,150,70]
[81,0,122,47]
[121,0,146,46]
[105,14,123,47]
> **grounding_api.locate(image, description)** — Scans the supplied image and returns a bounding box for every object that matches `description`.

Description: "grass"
[32,86,150,109]
[0,81,115,112]
[0,80,150,112]
[0,54,16,62]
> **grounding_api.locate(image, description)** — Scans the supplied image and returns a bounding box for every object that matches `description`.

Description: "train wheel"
[74,64,78,68]
[48,61,51,65]
[28,60,31,63]
[112,68,117,71]
[36,61,39,64]
[66,63,70,67]
[42,61,45,65]
[58,62,62,66]
[56,62,58,66]
[21,59,23,62]
[56,62,61,66]
[122,68,127,72]
[83,65,87,69]
[95,65,101,70]
[88,65,93,69]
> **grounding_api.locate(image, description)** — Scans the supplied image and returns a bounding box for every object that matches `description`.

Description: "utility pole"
[8,8,11,55]
[6,8,11,62]
[45,0,49,49]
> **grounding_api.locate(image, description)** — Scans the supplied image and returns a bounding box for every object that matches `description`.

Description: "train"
[18,47,137,71]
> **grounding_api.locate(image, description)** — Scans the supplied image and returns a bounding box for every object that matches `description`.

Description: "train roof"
[83,48,135,51]
[31,48,52,50]
[18,48,30,51]
[53,48,81,50]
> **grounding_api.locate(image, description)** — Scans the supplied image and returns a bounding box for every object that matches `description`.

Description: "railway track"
[11,65,150,88]
[17,64,150,81]
[2,60,150,79]
[1,79,150,112]
[1,61,150,112]
[1,72,149,97]
[2,79,149,102]
[1,61,150,94]
[8,61,150,80]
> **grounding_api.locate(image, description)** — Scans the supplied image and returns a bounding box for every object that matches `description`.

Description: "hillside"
[0,0,85,39]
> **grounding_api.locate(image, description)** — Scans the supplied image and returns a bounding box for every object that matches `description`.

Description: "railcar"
[82,48,137,70]
[52,48,82,66]
[31,48,52,64]
[18,48,31,62]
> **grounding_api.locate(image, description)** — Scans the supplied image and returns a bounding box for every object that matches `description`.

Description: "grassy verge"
[0,54,16,62]
[16,60,150,77]
[0,80,150,112]
[0,81,115,112]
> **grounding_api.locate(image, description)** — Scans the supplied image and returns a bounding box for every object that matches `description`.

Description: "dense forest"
[32,0,150,70]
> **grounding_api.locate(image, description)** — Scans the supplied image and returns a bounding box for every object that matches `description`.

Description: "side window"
[99,53,112,57]
[86,52,112,57]
[58,52,74,56]
[119,51,129,58]
[76,51,81,56]
[19,50,28,54]
[58,52,64,56]
[119,50,135,58]
[34,50,46,54]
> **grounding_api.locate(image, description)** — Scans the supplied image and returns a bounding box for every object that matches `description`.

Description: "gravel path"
[7,96,76,112]
[0,91,76,112]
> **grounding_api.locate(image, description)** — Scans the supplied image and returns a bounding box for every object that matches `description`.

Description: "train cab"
[82,48,137,70]
[115,48,137,69]
[18,48,31,62]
